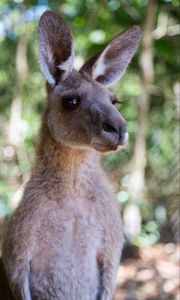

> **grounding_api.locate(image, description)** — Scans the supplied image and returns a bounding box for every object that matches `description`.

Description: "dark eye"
[112,99,123,105]
[62,96,81,111]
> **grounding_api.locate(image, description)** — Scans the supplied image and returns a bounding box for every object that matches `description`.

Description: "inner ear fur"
[38,11,74,86]
[81,26,141,86]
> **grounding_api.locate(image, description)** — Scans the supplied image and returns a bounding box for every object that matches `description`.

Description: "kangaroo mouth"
[91,142,118,152]
[90,132,129,153]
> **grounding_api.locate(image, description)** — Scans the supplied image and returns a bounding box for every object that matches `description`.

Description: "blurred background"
[0,0,179,299]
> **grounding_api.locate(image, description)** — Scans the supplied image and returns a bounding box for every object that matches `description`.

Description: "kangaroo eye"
[62,96,81,111]
[112,99,123,105]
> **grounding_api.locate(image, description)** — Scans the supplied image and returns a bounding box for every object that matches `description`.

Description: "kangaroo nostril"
[103,122,118,134]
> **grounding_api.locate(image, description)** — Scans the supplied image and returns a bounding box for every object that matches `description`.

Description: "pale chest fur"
[29,176,122,300]
[31,171,121,260]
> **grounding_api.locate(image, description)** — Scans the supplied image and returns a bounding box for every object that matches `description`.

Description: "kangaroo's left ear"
[80,26,141,86]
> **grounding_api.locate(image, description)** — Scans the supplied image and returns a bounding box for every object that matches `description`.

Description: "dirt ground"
[113,243,179,300]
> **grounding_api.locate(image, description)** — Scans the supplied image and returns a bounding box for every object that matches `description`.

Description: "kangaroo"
[2,11,141,300]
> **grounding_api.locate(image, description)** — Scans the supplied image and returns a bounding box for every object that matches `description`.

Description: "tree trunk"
[123,0,155,241]
[7,32,28,147]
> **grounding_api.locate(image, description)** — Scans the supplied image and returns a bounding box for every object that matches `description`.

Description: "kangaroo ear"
[81,26,141,86]
[38,11,74,86]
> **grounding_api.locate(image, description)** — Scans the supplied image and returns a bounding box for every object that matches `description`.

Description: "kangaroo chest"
[30,190,108,300]
[31,177,113,269]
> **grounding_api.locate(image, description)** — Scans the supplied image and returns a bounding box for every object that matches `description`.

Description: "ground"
[114,243,179,300]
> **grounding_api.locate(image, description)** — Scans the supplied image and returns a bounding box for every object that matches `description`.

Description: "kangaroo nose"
[102,119,128,145]
[103,122,119,134]
[103,120,126,135]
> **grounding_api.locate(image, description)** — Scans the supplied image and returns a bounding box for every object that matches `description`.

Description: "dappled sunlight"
[114,244,179,300]
[0,0,179,299]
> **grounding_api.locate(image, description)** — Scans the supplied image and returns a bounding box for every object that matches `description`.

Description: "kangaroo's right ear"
[38,11,74,86]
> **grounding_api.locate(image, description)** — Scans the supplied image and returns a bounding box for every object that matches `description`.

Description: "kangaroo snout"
[102,111,128,146]
[103,118,127,138]
[91,110,128,152]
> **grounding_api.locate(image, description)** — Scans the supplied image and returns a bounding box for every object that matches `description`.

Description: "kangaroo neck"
[33,122,99,187]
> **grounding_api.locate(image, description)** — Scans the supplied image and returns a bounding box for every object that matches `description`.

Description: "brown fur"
[2,11,141,300]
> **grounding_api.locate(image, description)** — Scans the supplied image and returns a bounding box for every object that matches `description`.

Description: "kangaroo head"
[38,11,141,152]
